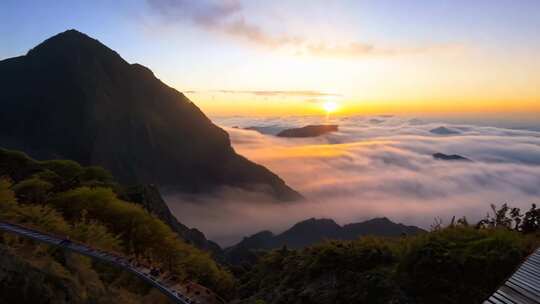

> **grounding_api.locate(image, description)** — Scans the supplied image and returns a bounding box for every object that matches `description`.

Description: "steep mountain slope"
[0,148,223,258]
[0,29,301,201]
[120,184,224,258]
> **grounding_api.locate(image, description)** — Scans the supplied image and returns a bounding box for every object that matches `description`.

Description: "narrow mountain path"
[484,248,540,304]
[0,221,215,304]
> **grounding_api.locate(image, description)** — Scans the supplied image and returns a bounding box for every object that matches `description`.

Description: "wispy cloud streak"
[147,0,462,58]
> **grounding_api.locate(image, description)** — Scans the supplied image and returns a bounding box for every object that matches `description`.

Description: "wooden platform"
[484,248,540,304]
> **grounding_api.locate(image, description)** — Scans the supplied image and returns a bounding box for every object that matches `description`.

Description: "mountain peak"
[26,29,124,64]
[366,217,392,223]
[0,30,302,201]
[292,218,340,229]
[226,217,426,262]
[53,28,89,38]
[29,29,93,51]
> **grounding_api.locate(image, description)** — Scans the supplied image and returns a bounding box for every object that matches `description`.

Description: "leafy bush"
[12,177,53,203]
[238,224,536,304]
[398,227,525,304]
[0,179,17,220]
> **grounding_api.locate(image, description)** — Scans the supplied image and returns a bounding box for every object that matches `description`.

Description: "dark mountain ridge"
[0,29,301,201]
[225,217,425,263]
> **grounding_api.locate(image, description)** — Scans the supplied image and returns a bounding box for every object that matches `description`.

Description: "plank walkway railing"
[0,221,205,304]
[484,248,540,304]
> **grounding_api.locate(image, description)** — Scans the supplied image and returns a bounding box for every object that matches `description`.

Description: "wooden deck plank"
[484,249,540,304]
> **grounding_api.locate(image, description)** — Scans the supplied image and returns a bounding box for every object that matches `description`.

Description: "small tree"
[12,177,53,204]
[521,204,540,233]
[80,166,114,185]
[477,204,521,230]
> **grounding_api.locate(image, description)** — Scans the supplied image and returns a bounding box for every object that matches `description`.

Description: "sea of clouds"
[165,115,540,246]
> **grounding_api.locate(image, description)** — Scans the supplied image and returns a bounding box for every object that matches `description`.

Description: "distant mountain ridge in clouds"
[433,152,471,162]
[225,217,425,263]
[430,126,461,135]
[277,124,339,137]
[0,29,301,201]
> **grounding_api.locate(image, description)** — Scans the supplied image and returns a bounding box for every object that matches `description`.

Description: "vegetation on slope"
[234,207,540,304]
[0,148,234,302]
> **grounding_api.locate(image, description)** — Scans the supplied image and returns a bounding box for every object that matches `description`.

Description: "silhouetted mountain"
[225,217,425,263]
[243,125,282,135]
[277,125,338,137]
[342,217,424,238]
[0,30,301,201]
[433,153,471,162]
[273,218,342,248]
[222,231,274,265]
[430,126,461,135]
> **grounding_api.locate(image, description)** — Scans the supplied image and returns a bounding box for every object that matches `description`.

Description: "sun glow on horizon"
[322,101,339,114]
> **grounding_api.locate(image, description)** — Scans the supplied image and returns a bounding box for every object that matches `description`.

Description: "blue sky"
[2,0,539,115]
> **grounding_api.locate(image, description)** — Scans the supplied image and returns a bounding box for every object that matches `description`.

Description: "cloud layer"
[165,115,540,246]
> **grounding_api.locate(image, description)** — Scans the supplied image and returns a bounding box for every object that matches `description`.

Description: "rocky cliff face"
[0,29,301,201]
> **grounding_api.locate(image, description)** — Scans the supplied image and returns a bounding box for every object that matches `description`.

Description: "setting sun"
[322,101,339,113]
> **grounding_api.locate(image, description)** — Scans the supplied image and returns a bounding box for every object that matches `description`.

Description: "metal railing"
[0,220,205,304]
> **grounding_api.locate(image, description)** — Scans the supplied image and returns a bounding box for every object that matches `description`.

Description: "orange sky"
[182,48,540,116]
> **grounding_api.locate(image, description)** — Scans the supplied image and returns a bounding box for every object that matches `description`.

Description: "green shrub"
[40,159,84,181]
[48,186,234,294]
[398,226,525,304]
[12,177,53,204]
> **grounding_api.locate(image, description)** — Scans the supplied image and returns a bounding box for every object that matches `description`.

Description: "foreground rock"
[0,29,301,201]
[277,125,339,137]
